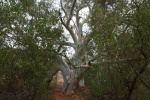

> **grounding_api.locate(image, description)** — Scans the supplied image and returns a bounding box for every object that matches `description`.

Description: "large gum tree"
[48,0,94,93]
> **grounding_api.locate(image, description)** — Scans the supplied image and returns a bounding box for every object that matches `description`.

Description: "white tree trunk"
[48,61,85,93]
[47,0,93,93]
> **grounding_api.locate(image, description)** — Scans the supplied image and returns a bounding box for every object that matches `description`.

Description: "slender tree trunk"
[127,57,148,100]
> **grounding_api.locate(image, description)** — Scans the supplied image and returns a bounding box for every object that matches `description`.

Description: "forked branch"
[59,15,78,45]
[66,0,77,25]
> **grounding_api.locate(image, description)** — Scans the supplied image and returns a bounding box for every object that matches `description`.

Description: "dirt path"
[48,85,89,100]
[46,71,89,100]
[47,83,75,100]
[51,92,75,100]
[47,81,88,100]
[46,79,74,100]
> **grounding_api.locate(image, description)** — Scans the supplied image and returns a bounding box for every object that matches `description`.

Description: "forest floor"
[46,81,91,100]
[46,71,90,100]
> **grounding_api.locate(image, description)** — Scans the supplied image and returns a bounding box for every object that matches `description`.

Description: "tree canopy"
[0,0,150,100]
[0,0,64,99]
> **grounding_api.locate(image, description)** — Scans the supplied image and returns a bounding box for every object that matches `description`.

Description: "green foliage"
[85,64,150,99]
[0,0,64,99]
[0,46,54,89]
[86,0,150,99]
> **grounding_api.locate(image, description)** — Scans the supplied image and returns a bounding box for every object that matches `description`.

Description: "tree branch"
[60,0,67,17]
[59,16,78,45]
[140,77,150,90]
[66,0,77,25]
[57,53,76,69]
[90,57,150,66]
[76,6,86,27]
[83,34,92,45]
[56,42,76,48]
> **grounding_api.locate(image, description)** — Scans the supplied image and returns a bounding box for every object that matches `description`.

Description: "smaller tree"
[86,0,150,99]
[0,0,63,99]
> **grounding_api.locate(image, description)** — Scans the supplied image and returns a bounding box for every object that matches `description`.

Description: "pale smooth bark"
[48,0,93,93]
